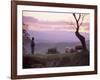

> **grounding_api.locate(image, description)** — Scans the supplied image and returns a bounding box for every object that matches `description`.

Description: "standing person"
[31,37,35,54]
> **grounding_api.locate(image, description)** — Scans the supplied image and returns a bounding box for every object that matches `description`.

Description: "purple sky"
[23,12,90,33]
[23,12,90,43]
[28,30,89,43]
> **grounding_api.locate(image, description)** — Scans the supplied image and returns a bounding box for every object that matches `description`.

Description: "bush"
[47,48,59,54]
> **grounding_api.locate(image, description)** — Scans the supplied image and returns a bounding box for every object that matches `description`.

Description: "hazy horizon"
[27,30,89,43]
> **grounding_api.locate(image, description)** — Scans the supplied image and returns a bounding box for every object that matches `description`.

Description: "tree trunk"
[75,30,87,51]
[72,13,87,51]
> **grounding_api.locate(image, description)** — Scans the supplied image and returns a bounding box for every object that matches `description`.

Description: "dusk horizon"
[27,30,89,43]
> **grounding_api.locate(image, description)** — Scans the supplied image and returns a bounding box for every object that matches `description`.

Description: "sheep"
[70,48,76,53]
[75,45,83,53]
[65,47,70,53]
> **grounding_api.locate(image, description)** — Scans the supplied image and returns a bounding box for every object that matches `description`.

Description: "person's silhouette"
[31,37,35,54]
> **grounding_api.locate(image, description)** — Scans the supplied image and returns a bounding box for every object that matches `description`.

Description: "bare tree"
[72,13,87,51]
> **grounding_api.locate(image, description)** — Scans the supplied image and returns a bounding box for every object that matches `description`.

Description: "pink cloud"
[23,16,89,32]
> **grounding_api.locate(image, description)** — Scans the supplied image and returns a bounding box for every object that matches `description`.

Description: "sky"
[23,11,90,42]
[23,11,90,33]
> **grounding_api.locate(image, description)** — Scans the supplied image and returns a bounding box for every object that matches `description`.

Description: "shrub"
[47,48,59,54]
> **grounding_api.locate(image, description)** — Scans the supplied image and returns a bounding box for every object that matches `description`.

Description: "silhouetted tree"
[72,13,87,51]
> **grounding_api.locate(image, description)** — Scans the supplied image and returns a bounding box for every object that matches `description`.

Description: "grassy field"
[23,51,89,69]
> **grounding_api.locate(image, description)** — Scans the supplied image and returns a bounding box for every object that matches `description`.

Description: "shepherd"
[31,37,35,54]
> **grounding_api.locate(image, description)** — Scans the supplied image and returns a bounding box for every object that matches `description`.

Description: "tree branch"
[79,14,85,26]
[70,21,77,29]
[78,14,81,22]
[73,13,78,22]
[73,13,80,31]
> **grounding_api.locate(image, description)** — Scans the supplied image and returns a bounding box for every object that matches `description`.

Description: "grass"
[23,51,89,69]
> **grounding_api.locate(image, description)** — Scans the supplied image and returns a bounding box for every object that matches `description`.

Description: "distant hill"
[24,40,89,54]
[27,30,89,43]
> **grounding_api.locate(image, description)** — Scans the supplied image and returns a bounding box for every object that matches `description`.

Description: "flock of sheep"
[65,45,83,53]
